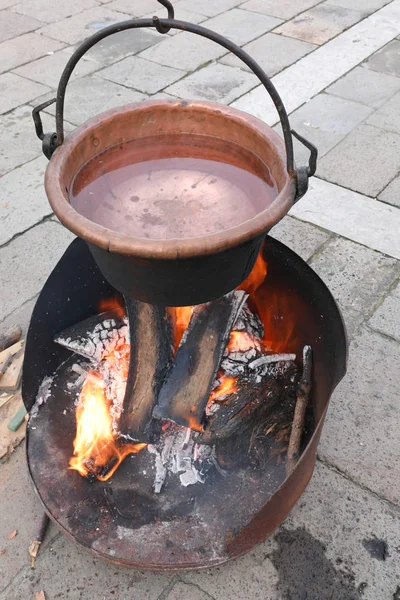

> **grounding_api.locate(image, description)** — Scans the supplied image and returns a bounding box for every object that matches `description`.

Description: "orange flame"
[209,376,238,403]
[69,371,145,481]
[168,305,194,350]
[98,296,125,319]
[227,331,260,353]
[239,252,267,296]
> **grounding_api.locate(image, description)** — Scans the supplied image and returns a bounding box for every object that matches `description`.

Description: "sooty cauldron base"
[23,237,347,570]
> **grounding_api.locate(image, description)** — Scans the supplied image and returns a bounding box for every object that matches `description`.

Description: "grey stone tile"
[0,156,51,246]
[139,31,226,71]
[0,295,37,337]
[2,531,172,600]
[0,221,75,321]
[366,90,400,135]
[317,123,400,197]
[269,216,331,262]
[167,582,211,600]
[288,93,373,164]
[165,63,255,104]
[326,0,391,12]
[319,327,400,506]
[76,28,161,67]
[12,47,101,88]
[0,446,59,594]
[0,9,42,43]
[11,0,99,23]
[368,280,400,341]
[0,0,18,7]
[378,173,400,208]
[172,0,240,18]
[220,32,316,76]
[37,6,131,45]
[140,8,206,35]
[39,76,147,126]
[327,65,400,109]
[309,236,399,339]
[98,56,185,94]
[185,463,400,600]
[202,9,283,47]
[240,0,321,20]
[364,39,400,78]
[275,3,366,45]
[105,0,177,16]
[0,33,64,74]
[0,72,50,114]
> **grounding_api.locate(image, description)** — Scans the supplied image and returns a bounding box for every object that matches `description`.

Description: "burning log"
[153,291,247,430]
[286,346,313,475]
[54,309,126,362]
[119,298,173,440]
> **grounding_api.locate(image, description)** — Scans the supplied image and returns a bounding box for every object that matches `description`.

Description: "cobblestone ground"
[1,0,400,598]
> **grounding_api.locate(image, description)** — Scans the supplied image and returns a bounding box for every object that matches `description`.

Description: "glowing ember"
[69,371,145,481]
[209,376,238,403]
[227,331,261,353]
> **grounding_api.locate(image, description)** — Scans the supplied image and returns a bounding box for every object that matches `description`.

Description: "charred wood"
[119,298,173,441]
[153,291,247,429]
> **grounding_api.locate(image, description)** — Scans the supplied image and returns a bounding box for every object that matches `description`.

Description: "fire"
[168,305,194,350]
[98,296,125,319]
[69,371,145,481]
[209,376,238,403]
[227,331,260,353]
[239,252,267,295]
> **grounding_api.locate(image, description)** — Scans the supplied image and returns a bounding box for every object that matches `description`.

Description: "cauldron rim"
[45,98,297,260]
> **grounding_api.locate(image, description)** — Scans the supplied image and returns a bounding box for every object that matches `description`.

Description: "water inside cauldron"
[70,133,279,240]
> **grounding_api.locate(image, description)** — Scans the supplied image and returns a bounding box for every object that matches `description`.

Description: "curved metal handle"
[32,0,317,199]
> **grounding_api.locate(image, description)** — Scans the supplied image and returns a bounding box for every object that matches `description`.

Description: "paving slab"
[219,32,316,76]
[268,215,332,262]
[0,446,59,594]
[104,0,171,16]
[98,55,185,94]
[0,296,37,337]
[37,6,132,45]
[378,172,400,207]
[368,280,400,341]
[11,0,99,23]
[291,178,400,261]
[0,9,43,43]
[286,93,372,164]
[275,3,366,46]
[0,72,50,115]
[0,221,75,322]
[76,28,161,67]
[39,75,147,126]
[0,0,19,8]
[317,123,400,197]
[1,529,172,600]
[139,30,227,71]
[12,47,101,88]
[0,156,50,246]
[364,39,400,77]
[240,0,321,20]
[319,327,400,506]
[232,1,400,124]
[366,89,400,135]
[165,63,255,104]
[0,33,64,75]
[327,65,400,108]
[171,0,240,18]
[308,235,399,338]
[326,0,392,12]
[185,462,400,600]
[201,9,283,47]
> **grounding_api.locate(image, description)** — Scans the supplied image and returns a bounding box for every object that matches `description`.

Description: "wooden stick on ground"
[0,325,22,353]
[286,345,313,476]
[153,291,247,430]
[28,513,50,568]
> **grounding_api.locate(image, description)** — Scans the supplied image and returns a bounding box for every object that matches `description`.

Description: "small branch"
[28,513,50,568]
[286,346,313,476]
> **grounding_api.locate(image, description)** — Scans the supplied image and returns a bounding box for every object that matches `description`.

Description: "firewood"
[0,353,12,380]
[0,325,22,353]
[0,352,24,392]
[28,513,50,568]
[0,339,24,364]
[0,392,26,459]
[286,346,313,476]
[119,299,173,441]
[153,291,247,430]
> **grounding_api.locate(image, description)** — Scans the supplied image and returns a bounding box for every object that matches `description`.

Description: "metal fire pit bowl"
[32,0,317,306]
[22,237,347,570]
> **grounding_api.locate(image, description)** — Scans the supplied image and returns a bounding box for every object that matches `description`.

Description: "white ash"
[234,303,264,338]
[249,354,296,370]
[148,427,214,494]
[30,375,54,418]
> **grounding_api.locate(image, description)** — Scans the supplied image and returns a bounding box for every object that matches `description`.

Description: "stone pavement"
[1,0,400,597]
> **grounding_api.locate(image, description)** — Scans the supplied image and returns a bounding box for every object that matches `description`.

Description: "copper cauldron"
[32,1,317,306]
